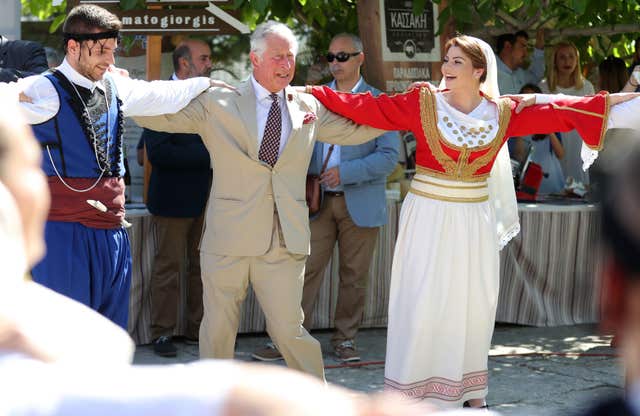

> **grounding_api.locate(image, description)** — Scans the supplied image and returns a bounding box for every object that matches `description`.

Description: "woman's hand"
[18,92,32,103]
[621,66,640,92]
[609,92,640,106]
[503,94,537,113]
[107,65,130,78]
[209,79,238,93]
[407,81,438,93]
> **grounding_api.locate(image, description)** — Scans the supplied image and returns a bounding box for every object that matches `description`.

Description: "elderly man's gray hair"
[250,20,298,57]
[331,33,363,53]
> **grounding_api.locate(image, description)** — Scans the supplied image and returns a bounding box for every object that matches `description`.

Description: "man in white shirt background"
[496,30,546,163]
[496,29,545,95]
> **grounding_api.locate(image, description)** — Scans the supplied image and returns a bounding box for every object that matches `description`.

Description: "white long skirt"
[384,192,500,409]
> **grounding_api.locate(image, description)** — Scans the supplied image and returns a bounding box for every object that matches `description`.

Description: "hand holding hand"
[107,65,129,78]
[294,86,308,94]
[18,92,32,103]
[407,81,438,93]
[609,92,640,106]
[320,167,340,188]
[209,79,239,94]
[503,94,537,113]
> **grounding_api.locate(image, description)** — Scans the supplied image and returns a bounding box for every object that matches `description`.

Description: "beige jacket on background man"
[134,81,384,256]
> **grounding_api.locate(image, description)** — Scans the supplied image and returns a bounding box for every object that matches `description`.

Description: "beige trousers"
[302,195,379,347]
[150,215,204,340]
[199,213,325,380]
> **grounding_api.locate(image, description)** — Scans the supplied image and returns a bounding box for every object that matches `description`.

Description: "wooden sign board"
[118,9,243,34]
[380,0,440,62]
[358,0,446,93]
[69,0,248,35]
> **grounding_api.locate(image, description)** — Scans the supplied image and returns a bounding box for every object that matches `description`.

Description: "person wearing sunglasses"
[252,33,399,364]
[326,51,362,63]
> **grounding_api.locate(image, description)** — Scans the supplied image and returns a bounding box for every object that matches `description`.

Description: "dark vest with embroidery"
[32,70,124,178]
[31,71,127,229]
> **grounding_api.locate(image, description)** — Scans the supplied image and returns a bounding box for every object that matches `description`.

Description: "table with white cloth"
[496,201,603,326]
[125,200,602,345]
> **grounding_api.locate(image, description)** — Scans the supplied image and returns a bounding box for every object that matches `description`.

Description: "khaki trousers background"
[150,215,204,340]
[199,213,325,380]
[302,195,379,347]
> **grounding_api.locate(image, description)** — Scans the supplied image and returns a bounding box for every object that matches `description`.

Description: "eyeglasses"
[326,51,361,63]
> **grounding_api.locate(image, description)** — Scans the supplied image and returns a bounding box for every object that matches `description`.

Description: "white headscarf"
[439,36,520,249]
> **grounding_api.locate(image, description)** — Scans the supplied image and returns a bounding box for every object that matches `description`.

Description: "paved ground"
[134,324,622,415]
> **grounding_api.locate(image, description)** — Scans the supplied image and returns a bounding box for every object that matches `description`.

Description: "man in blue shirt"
[496,30,545,95]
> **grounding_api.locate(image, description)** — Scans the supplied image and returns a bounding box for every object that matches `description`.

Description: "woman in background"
[539,41,594,185]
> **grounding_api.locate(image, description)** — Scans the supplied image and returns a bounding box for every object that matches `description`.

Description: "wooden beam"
[142,0,163,202]
[357,0,385,91]
[145,36,162,81]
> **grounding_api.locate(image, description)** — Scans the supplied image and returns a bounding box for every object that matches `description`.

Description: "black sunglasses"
[326,51,361,63]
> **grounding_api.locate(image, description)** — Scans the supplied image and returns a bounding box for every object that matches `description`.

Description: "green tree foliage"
[434,0,640,66]
[21,0,67,33]
[21,0,640,77]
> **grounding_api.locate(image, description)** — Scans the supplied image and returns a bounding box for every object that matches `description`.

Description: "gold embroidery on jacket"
[418,88,511,181]
[549,95,609,151]
[412,176,488,189]
[409,187,489,203]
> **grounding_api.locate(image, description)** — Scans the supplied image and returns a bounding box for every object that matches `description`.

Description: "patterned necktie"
[258,93,282,167]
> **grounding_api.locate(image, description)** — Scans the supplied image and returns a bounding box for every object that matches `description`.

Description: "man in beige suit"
[133,21,384,380]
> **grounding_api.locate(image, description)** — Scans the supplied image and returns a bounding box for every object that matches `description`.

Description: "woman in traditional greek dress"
[306,35,640,409]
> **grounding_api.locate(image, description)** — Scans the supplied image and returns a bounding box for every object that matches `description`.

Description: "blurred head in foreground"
[0,99,50,276]
[599,131,640,384]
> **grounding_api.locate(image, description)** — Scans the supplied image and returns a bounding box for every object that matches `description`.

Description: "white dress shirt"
[251,75,292,157]
[496,48,545,95]
[17,58,211,125]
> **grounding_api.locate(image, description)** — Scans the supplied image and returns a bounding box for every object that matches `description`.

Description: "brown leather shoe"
[251,342,284,361]
[334,340,360,362]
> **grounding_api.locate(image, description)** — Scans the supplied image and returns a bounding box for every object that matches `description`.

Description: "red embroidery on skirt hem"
[384,370,488,401]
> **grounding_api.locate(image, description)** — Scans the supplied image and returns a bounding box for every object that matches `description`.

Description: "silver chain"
[47,80,112,193]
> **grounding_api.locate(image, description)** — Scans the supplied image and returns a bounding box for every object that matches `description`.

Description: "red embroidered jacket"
[310,86,609,182]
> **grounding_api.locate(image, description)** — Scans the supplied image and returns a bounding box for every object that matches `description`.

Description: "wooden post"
[357,0,385,91]
[145,36,162,81]
[357,1,452,93]
[142,22,163,203]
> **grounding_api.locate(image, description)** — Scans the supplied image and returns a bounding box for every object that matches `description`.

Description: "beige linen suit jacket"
[134,80,384,256]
